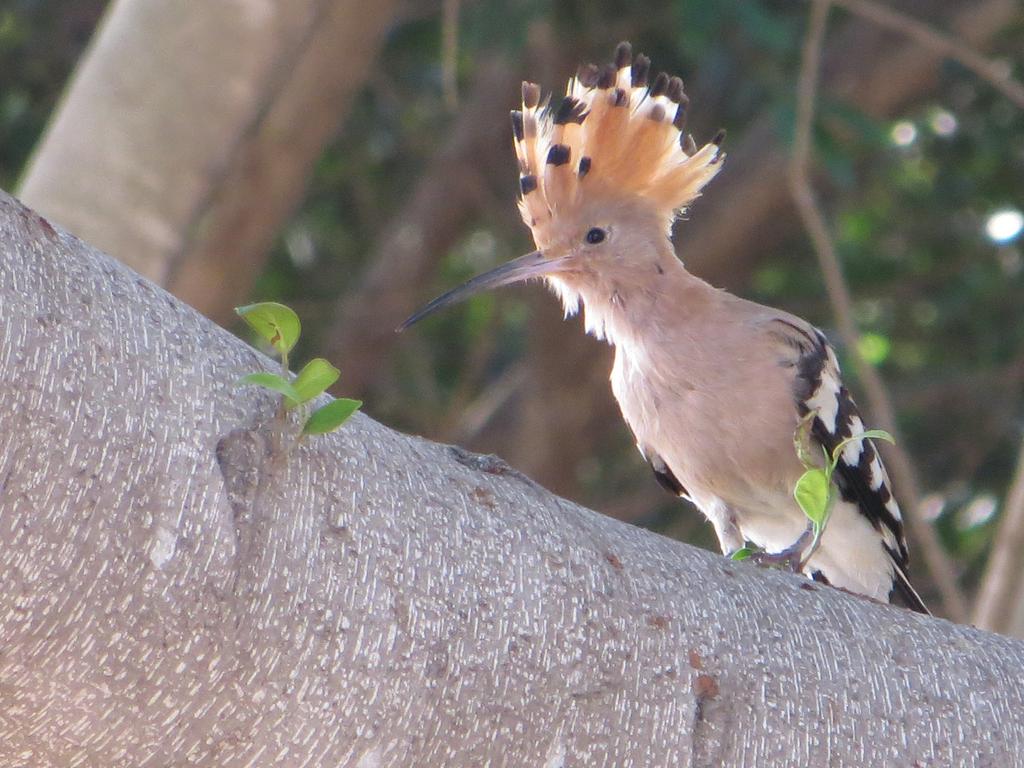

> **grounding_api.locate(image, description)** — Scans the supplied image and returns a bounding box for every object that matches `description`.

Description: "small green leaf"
[792,411,818,468]
[831,429,895,465]
[236,302,301,355]
[302,398,362,435]
[292,358,340,404]
[238,372,300,406]
[858,429,895,443]
[731,547,756,561]
[794,468,831,527]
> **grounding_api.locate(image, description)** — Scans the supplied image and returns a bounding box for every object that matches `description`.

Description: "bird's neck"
[550,253,716,350]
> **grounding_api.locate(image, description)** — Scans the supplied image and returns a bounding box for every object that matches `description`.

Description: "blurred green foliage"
[0,0,107,188]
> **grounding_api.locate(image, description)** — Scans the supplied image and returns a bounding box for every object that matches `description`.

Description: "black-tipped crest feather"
[510,110,524,141]
[553,96,587,125]
[631,54,651,87]
[614,42,632,69]
[522,81,541,109]
[511,42,725,229]
[546,144,571,166]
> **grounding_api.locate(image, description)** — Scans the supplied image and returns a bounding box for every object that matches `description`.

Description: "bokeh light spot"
[857,332,891,365]
[985,208,1024,244]
[890,120,917,146]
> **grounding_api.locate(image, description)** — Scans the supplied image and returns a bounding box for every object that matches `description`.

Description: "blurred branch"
[435,310,501,437]
[683,0,1018,289]
[789,0,968,622]
[831,0,1024,109]
[974,439,1024,633]
[442,0,460,109]
[511,296,618,497]
[19,0,335,282]
[324,58,519,396]
[166,0,399,324]
[445,362,527,444]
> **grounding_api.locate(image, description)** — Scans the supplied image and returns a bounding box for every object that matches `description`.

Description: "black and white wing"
[768,316,928,613]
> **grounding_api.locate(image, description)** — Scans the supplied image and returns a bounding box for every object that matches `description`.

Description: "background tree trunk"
[2,190,1023,764]
[16,0,396,320]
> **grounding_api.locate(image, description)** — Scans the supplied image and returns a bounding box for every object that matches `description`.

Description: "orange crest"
[512,42,724,238]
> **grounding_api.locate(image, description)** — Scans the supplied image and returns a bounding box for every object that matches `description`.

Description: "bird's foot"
[748,547,803,572]
[747,524,816,574]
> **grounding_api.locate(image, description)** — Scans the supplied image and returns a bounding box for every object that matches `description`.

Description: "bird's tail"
[891,563,930,615]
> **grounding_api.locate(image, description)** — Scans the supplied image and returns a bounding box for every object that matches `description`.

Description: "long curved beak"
[398,250,557,331]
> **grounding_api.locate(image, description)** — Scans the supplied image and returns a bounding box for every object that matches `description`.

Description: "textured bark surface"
[2,188,1023,765]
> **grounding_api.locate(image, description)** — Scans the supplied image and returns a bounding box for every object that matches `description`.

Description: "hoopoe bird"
[402,43,927,613]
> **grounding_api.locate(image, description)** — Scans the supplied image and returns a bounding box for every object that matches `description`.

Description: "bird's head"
[400,42,724,332]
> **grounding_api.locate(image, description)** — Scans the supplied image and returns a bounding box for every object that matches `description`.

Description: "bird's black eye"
[585,227,607,245]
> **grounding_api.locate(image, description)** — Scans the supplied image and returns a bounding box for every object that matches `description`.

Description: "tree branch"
[164,0,400,324]
[323,59,520,396]
[789,0,968,622]
[974,439,1024,632]
[682,0,1018,289]
[831,0,1024,109]
[441,0,461,109]
[3,186,1024,765]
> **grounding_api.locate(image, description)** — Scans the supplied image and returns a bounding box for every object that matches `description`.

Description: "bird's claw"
[746,523,816,574]
[748,547,804,572]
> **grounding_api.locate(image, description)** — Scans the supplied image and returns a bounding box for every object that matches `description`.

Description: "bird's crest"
[512,42,724,237]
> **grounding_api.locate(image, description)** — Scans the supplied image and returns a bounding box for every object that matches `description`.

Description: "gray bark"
[1,187,1022,765]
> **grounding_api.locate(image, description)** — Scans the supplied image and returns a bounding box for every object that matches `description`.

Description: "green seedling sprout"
[235,302,361,437]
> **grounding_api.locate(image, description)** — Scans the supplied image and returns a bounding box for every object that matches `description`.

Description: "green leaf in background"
[238,372,300,407]
[292,357,340,404]
[857,332,892,365]
[831,429,895,465]
[731,0,798,53]
[235,302,301,355]
[302,398,362,435]
[794,468,831,528]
